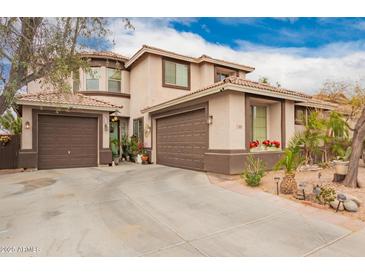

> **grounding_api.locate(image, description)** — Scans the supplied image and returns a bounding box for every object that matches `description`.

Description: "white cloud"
[108,18,365,94]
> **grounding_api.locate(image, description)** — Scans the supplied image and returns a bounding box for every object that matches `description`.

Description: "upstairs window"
[215,66,238,82]
[108,68,121,92]
[163,58,190,89]
[86,67,100,91]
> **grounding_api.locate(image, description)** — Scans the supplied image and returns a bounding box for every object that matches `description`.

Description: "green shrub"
[316,185,336,205]
[241,156,265,187]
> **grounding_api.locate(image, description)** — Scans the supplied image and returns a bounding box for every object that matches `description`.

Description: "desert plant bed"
[260,165,365,222]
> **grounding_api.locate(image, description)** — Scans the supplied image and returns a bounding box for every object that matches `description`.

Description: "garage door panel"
[38,115,98,169]
[156,108,208,171]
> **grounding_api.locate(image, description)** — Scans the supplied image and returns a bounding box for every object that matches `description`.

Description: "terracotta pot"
[141,155,149,162]
[333,160,349,175]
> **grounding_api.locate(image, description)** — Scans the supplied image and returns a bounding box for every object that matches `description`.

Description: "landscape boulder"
[344,200,359,212]
[330,199,344,211]
[345,194,362,207]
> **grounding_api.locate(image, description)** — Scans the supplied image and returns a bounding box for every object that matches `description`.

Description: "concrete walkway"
[0,164,364,256]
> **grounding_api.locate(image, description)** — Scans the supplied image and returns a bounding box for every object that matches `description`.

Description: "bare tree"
[316,80,365,188]
[0,17,134,114]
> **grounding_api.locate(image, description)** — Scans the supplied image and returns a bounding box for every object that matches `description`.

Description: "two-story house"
[16,45,337,174]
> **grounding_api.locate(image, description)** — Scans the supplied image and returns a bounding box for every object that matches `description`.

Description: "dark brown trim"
[152,102,209,120]
[214,65,239,83]
[204,150,284,175]
[294,105,307,125]
[162,57,191,90]
[281,100,286,148]
[245,93,252,149]
[100,149,112,164]
[245,93,285,149]
[78,91,131,98]
[207,149,248,154]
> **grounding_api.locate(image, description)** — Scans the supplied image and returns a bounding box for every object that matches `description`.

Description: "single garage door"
[156,108,208,171]
[38,115,98,169]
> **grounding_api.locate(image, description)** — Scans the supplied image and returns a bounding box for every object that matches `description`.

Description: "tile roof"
[125,45,255,72]
[79,51,129,61]
[16,92,121,111]
[174,76,311,99]
[222,76,311,99]
[142,76,336,113]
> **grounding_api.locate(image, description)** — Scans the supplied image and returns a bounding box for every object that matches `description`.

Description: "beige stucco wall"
[285,100,295,147]
[199,63,215,88]
[238,71,246,79]
[21,106,33,150]
[208,92,245,150]
[89,95,130,117]
[122,70,130,93]
[102,112,110,149]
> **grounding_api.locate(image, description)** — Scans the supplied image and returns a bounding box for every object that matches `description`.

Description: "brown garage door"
[156,108,208,171]
[38,115,98,169]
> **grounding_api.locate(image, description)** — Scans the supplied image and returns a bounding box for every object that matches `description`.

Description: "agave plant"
[0,110,22,135]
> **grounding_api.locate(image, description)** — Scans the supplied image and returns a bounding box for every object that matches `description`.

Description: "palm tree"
[0,110,22,135]
[275,133,304,194]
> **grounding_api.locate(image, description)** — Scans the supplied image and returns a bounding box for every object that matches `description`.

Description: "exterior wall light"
[207,115,213,125]
[25,121,31,129]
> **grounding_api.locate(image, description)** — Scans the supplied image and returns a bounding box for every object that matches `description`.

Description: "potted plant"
[249,140,260,152]
[141,149,149,164]
[333,147,351,175]
[121,134,129,161]
[263,140,281,151]
[275,144,304,195]
[0,135,11,146]
[110,138,120,165]
[129,136,138,162]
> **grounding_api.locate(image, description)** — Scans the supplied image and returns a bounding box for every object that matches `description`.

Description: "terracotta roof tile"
[17,92,121,110]
[126,45,255,72]
[142,76,337,113]
[222,76,311,99]
[79,51,129,61]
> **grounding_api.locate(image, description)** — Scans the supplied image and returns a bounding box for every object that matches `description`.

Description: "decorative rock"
[344,200,359,212]
[346,194,362,207]
[330,199,344,211]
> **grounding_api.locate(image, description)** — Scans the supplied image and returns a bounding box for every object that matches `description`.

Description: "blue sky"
[170,18,365,50]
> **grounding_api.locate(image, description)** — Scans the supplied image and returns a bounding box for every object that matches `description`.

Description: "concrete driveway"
[1,164,365,256]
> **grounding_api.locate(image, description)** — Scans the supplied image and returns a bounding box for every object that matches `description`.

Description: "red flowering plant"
[137,142,148,156]
[249,140,260,149]
[271,140,281,148]
[262,140,281,149]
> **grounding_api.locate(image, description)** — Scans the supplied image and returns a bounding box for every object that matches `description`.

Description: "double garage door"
[156,108,208,171]
[38,115,98,169]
